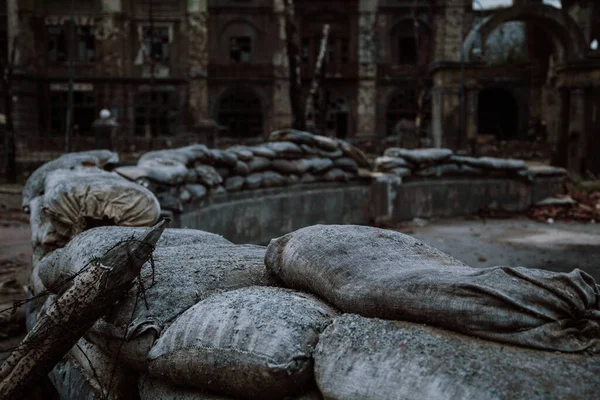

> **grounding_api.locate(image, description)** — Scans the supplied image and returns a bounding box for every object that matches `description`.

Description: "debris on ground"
[528,183,600,223]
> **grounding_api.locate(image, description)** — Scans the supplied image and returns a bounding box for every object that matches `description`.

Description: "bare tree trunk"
[284,0,305,130]
[3,37,18,183]
[305,24,330,130]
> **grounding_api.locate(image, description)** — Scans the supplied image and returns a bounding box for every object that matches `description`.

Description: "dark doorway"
[478,88,519,140]
[217,87,263,139]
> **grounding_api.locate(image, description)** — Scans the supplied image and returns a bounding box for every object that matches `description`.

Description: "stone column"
[566,87,586,176]
[97,0,126,77]
[187,0,210,125]
[7,0,37,73]
[269,0,293,133]
[356,0,378,138]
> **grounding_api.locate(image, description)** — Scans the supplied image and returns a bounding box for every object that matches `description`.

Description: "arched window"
[390,20,430,65]
[386,89,418,136]
[217,87,263,139]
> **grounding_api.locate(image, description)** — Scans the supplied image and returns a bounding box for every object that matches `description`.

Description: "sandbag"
[272,159,311,175]
[216,167,231,179]
[248,145,276,159]
[322,168,347,182]
[225,176,245,192]
[156,191,183,213]
[180,144,212,163]
[227,145,254,162]
[265,224,600,353]
[30,196,67,265]
[336,140,371,169]
[305,158,333,174]
[138,158,189,185]
[389,167,411,177]
[42,168,160,241]
[147,287,335,399]
[300,173,316,184]
[22,150,118,211]
[139,149,196,166]
[527,165,568,177]
[210,149,238,168]
[247,156,272,172]
[452,156,528,171]
[333,157,358,172]
[269,129,316,146]
[300,145,342,159]
[267,141,303,158]
[186,184,208,200]
[260,171,287,188]
[195,165,223,187]
[313,135,338,151]
[375,156,411,171]
[244,173,263,190]
[383,148,453,165]
[286,174,300,185]
[233,160,250,177]
[315,314,600,400]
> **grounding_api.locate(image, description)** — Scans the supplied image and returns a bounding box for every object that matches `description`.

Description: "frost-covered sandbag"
[244,173,263,190]
[247,156,272,172]
[30,196,67,265]
[304,158,333,174]
[186,184,208,200]
[267,141,303,158]
[22,150,118,211]
[138,158,189,185]
[301,173,316,184]
[216,167,230,179]
[375,156,411,171]
[300,145,342,159]
[248,145,276,158]
[227,145,254,162]
[315,314,600,400]
[452,156,528,171]
[336,140,371,169]
[261,171,287,188]
[527,165,568,177]
[147,287,335,399]
[42,168,160,241]
[272,159,311,175]
[313,135,338,151]
[156,191,183,213]
[286,174,300,185]
[225,176,245,192]
[139,149,196,166]
[180,144,212,163]
[266,225,600,353]
[234,160,250,176]
[195,165,223,187]
[384,148,453,165]
[333,157,358,172]
[322,168,347,182]
[415,163,478,177]
[210,149,238,168]
[270,129,317,146]
[389,167,411,177]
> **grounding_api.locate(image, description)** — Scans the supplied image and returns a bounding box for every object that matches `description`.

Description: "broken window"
[230,36,252,63]
[49,90,96,136]
[48,23,95,63]
[134,90,179,137]
[143,26,171,63]
[398,36,417,64]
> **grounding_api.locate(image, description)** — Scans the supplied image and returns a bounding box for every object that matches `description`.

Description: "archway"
[217,87,263,139]
[477,88,519,140]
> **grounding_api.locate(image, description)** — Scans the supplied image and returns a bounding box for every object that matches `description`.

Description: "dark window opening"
[340,38,349,63]
[478,88,518,140]
[230,36,252,63]
[301,38,310,63]
[48,23,95,63]
[50,91,96,136]
[398,36,417,65]
[143,26,170,63]
[386,89,418,136]
[218,87,263,138]
[134,91,179,137]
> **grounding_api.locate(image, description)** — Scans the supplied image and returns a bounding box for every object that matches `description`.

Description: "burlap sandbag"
[261,171,287,188]
[375,156,411,171]
[247,156,272,172]
[227,145,254,162]
[139,148,197,166]
[269,129,317,146]
[248,145,276,158]
[138,158,189,185]
[272,159,311,175]
[451,155,528,171]
[147,287,336,399]
[29,196,67,265]
[225,176,245,192]
[244,173,263,190]
[195,165,223,187]
[336,140,371,169]
[186,184,208,200]
[266,141,303,158]
[22,150,118,211]
[41,169,160,241]
[384,148,453,165]
[315,314,600,400]
[333,157,358,172]
[265,225,600,353]
[210,149,238,168]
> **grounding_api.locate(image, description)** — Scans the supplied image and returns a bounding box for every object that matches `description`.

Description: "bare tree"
[1,37,17,183]
[284,0,305,130]
[305,24,330,132]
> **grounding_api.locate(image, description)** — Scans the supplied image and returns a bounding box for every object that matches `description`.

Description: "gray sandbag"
[210,149,238,168]
[139,149,194,166]
[227,145,254,162]
[265,224,600,353]
[248,145,276,159]
[42,168,160,241]
[195,165,223,187]
[333,157,358,172]
[234,160,250,177]
[304,158,333,174]
[216,167,231,179]
[247,156,272,173]
[267,141,303,158]
[22,150,119,211]
[186,168,198,184]
[186,184,208,200]
[225,176,245,192]
[156,191,183,213]
[415,163,465,177]
[147,287,336,400]
[179,188,191,204]
[451,155,528,171]
[286,174,300,185]
[315,314,600,400]
[272,159,311,175]
[389,167,411,177]
[244,173,263,190]
[269,129,317,146]
[527,165,568,177]
[138,158,189,185]
[375,156,411,171]
[313,135,338,151]
[261,171,287,188]
[300,144,319,156]
[336,140,371,169]
[180,144,212,163]
[383,148,453,165]
[322,168,347,182]
[300,145,342,159]
[30,196,67,265]
[300,173,316,184]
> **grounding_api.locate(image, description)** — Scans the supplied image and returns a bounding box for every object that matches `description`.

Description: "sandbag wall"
[114,129,371,213]
[375,147,569,180]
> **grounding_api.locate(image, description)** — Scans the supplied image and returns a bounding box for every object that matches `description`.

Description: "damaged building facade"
[2,0,600,174]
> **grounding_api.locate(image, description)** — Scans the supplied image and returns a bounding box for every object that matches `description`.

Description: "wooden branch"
[0,219,169,399]
[305,24,330,128]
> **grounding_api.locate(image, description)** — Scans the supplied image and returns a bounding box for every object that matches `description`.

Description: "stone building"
[1,0,599,174]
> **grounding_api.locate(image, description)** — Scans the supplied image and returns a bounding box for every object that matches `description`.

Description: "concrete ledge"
[172,176,566,244]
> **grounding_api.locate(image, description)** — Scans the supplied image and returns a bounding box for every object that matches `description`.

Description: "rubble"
[528,184,600,223]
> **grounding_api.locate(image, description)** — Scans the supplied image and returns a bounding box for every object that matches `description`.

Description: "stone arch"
[218,18,264,64]
[462,4,587,62]
[215,86,264,139]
